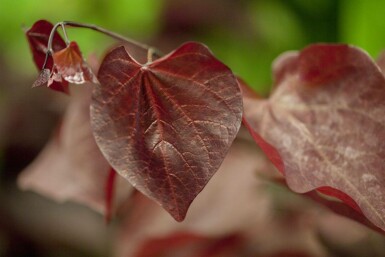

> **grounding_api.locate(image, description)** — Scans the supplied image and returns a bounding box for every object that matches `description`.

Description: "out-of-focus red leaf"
[115,139,327,257]
[26,20,69,93]
[52,41,98,85]
[263,252,313,257]
[105,167,117,223]
[303,190,385,235]
[271,51,299,88]
[267,174,385,237]
[17,86,132,215]
[91,42,242,221]
[317,186,361,213]
[243,44,385,232]
[133,232,243,257]
[242,117,285,175]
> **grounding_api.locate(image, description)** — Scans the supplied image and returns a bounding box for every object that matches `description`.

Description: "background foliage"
[1,0,384,95]
[1,0,383,174]
[0,0,384,256]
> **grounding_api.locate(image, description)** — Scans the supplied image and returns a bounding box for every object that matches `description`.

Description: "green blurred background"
[1,0,385,256]
[0,0,384,95]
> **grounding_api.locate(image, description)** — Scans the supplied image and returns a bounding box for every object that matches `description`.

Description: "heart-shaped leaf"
[91,42,242,221]
[26,20,69,93]
[243,44,385,232]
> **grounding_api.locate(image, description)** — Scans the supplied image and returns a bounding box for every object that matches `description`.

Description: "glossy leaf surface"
[26,20,69,93]
[91,42,243,221]
[243,44,385,231]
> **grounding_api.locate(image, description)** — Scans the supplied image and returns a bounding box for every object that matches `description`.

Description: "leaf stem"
[44,21,163,70]
[147,48,155,63]
[40,22,63,70]
[47,22,63,53]
[60,23,70,45]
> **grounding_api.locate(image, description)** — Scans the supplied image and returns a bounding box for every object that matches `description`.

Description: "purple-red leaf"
[91,42,243,221]
[115,139,268,256]
[116,139,331,257]
[243,44,385,232]
[26,20,69,93]
[52,41,98,85]
[18,86,132,215]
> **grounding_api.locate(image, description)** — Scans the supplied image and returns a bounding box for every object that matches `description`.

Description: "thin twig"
[60,23,70,45]
[43,21,163,70]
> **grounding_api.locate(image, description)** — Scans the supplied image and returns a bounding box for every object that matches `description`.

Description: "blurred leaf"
[18,85,132,215]
[133,232,243,257]
[25,19,69,93]
[243,43,385,232]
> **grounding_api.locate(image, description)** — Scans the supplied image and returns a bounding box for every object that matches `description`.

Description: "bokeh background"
[1,0,385,256]
[2,0,385,95]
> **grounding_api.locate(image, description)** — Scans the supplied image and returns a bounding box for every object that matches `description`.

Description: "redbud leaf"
[243,44,385,232]
[105,167,117,223]
[26,20,69,93]
[91,42,243,221]
[52,41,98,85]
[116,139,325,257]
[18,86,132,214]
[303,190,385,235]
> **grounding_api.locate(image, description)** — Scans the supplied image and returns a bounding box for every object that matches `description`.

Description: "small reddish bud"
[52,41,98,85]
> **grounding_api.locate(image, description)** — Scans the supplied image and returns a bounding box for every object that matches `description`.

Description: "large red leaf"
[26,20,69,93]
[18,86,132,215]
[243,44,385,231]
[91,42,243,221]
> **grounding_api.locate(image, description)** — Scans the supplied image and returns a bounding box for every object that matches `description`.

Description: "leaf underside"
[243,44,385,232]
[18,86,112,213]
[91,42,243,221]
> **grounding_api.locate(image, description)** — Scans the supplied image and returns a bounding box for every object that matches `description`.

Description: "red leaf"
[303,190,385,235]
[52,41,98,85]
[105,167,117,223]
[26,20,69,93]
[243,44,385,232]
[271,51,299,88]
[242,117,285,175]
[116,139,329,257]
[133,232,243,257]
[18,86,132,215]
[91,42,243,221]
[263,252,313,257]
